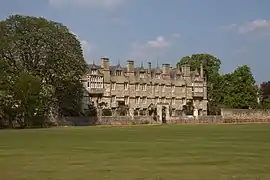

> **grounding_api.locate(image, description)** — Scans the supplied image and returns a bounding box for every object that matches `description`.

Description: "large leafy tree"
[177,53,222,114]
[221,65,258,109]
[258,81,270,109]
[0,15,87,126]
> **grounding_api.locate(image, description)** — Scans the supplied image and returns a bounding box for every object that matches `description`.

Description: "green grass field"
[1,124,270,180]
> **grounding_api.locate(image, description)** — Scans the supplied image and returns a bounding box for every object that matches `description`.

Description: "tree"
[221,65,258,109]
[11,72,50,127]
[0,15,87,127]
[258,81,270,109]
[0,59,19,127]
[177,53,221,115]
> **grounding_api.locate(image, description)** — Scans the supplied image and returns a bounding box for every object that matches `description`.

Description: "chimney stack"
[101,57,110,82]
[148,62,151,74]
[101,57,109,70]
[162,64,170,74]
[127,60,134,73]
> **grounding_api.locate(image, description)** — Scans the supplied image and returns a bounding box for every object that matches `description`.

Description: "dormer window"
[92,70,97,74]
[116,70,122,76]
[140,72,145,78]
[155,74,160,79]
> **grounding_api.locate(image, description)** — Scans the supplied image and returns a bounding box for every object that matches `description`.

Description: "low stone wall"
[169,116,223,124]
[99,116,155,125]
[221,108,270,123]
[60,109,270,126]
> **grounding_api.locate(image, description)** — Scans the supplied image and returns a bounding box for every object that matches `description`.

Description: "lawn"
[0,124,270,180]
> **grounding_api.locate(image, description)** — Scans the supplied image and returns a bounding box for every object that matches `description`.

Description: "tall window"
[135,97,140,104]
[116,70,122,76]
[162,85,166,92]
[124,82,128,90]
[124,96,129,104]
[112,96,116,103]
[142,97,147,104]
[172,98,176,104]
[155,84,159,92]
[112,82,116,90]
[135,83,140,91]
[142,84,147,91]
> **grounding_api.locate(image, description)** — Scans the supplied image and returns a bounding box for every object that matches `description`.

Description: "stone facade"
[81,57,208,123]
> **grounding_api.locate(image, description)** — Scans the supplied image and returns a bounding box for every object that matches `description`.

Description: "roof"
[86,63,201,80]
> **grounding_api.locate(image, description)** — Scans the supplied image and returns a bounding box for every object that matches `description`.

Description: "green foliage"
[0,14,87,128]
[258,81,270,109]
[220,66,258,109]
[11,72,48,127]
[177,53,221,82]
[177,53,221,115]
[177,54,258,113]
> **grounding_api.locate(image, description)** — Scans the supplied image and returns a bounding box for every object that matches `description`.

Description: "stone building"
[81,57,208,123]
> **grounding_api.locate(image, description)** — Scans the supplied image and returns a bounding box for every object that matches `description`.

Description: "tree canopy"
[0,15,87,128]
[177,54,221,82]
[258,81,270,109]
[177,53,222,114]
[177,54,259,114]
[220,65,258,109]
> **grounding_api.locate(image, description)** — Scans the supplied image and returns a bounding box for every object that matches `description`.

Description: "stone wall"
[99,116,154,125]
[221,108,270,123]
[169,116,223,124]
[99,116,225,125]
[60,108,270,126]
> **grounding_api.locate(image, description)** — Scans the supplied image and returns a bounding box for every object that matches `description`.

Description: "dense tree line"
[177,54,259,115]
[0,15,87,128]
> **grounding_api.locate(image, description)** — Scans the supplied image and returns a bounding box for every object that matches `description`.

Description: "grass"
[0,124,270,180]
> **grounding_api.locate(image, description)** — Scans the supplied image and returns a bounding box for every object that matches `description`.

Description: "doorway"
[162,106,167,124]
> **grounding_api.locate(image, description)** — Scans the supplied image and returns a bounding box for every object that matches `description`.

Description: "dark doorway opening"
[162,106,167,124]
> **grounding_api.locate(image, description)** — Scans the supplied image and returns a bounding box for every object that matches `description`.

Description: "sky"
[0,0,270,83]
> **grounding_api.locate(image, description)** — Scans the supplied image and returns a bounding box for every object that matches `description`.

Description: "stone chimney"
[127,60,134,73]
[148,62,151,74]
[162,64,170,74]
[200,63,204,78]
[100,57,110,82]
[101,57,109,70]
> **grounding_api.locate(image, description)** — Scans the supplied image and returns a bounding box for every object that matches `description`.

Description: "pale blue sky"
[1,0,270,82]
